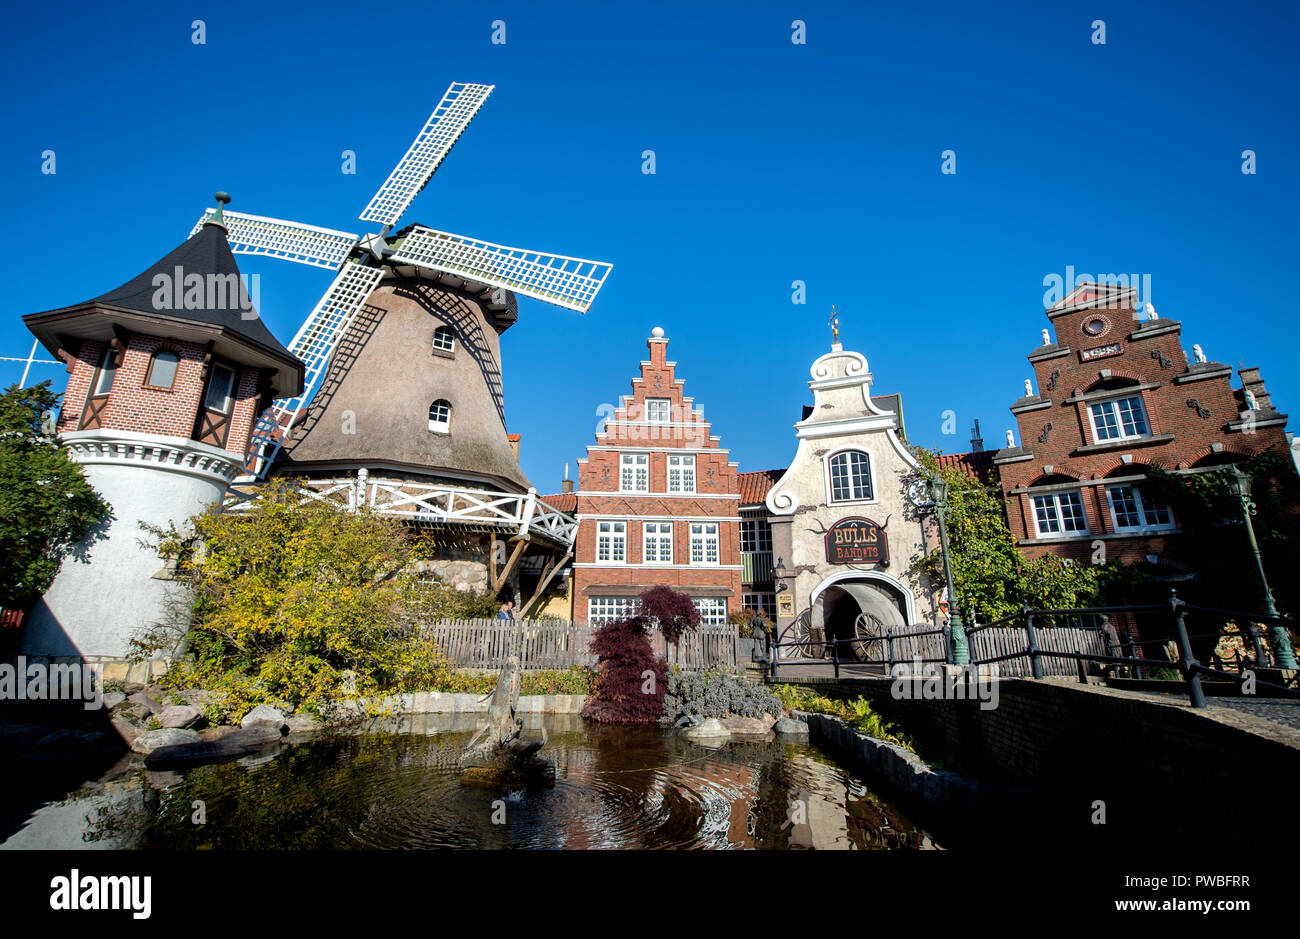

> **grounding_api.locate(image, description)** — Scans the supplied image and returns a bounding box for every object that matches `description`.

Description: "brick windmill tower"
[19,211,304,668]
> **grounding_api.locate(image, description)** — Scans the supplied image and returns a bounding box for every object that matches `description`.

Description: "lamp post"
[929,475,969,665]
[1224,465,1297,669]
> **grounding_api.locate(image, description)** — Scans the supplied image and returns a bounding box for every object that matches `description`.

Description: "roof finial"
[210,191,231,228]
[829,305,840,347]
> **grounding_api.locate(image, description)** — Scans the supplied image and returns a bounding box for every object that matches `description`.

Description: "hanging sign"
[825,516,888,565]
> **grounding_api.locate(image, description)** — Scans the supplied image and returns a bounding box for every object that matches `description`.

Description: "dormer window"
[146,349,180,389]
[92,347,117,397]
[428,399,452,434]
[432,326,455,354]
[1090,395,1149,442]
[828,449,874,503]
[646,398,670,423]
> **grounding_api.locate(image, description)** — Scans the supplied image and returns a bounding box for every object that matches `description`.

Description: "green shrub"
[770,684,915,749]
[663,668,783,723]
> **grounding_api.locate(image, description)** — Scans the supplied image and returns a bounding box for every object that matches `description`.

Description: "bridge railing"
[763,590,1300,709]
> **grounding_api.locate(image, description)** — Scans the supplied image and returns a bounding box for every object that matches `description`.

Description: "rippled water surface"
[3,715,937,850]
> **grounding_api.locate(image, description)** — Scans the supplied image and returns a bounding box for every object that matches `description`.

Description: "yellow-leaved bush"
[134,480,492,723]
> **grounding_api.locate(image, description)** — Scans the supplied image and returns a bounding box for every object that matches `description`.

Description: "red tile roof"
[738,469,786,506]
[935,450,996,481]
[507,433,521,442]
[539,492,577,514]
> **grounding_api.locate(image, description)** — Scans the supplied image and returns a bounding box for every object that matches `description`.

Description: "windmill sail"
[191,210,358,270]
[388,226,612,314]
[359,82,495,227]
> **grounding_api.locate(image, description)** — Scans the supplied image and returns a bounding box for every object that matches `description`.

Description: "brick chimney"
[507,433,521,461]
[561,461,573,493]
[1238,367,1272,411]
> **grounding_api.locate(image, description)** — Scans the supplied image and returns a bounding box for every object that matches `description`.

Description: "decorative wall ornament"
[1186,397,1211,419]
[600,465,610,483]
[1038,421,1053,443]
[1150,349,1172,369]
[1046,368,1061,392]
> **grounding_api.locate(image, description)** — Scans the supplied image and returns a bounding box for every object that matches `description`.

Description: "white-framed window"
[1031,490,1089,536]
[1090,395,1150,442]
[428,399,452,433]
[643,522,673,564]
[620,453,649,492]
[203,362,237,414]
[693,597,728,625]
[668,454,696,493]
[146,349,180,389]
[828,449,874,503]
[432,325,455,353]
[588,596,640,626]
[689,522,720,564]
[1107,484,1174,531]
[92,346,117,396]
[743,592,776,622]
[646,398,671,423]
[739,518,772,552]
[596,520,627,563]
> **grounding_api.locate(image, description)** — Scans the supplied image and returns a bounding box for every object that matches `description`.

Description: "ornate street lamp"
[1224,465,1296,668]
[928,475,969,665]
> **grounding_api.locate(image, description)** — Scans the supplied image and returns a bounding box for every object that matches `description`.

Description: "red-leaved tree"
[581,587,699,723]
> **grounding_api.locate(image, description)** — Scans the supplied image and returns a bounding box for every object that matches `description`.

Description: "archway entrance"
[810,578,910,662]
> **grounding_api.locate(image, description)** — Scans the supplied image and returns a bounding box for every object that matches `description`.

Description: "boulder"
[179,689,215,710]
[102,691,126,710]
[122,682,144,695]
[762,712,777,729]
[682,718,731,740]
[240,705,286,729]
[131,728,201,755]
[110,716,141,745]
[720,716,772,736]
[774,717,810,736]
[673,714,702,729]
[284,713,319,733]
[126,692,162,715]
[159,704,205,729]
[143,722,284,769]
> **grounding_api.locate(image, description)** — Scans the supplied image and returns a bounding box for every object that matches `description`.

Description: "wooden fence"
[966,623,1110,677]
[422,619,737,671]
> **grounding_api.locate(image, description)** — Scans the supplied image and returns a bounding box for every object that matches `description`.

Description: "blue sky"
[3,0,1297,491]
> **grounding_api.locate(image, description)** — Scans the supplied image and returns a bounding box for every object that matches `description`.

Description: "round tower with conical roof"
[19,213,304,675]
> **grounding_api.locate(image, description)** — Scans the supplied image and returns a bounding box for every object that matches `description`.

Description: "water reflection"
[1,715,937,850]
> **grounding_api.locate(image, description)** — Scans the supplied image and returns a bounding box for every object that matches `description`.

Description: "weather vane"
[829,305,840,344]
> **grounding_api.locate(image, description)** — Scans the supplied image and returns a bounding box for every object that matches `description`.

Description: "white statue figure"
[1145,302,1158,320]
[1245,389,1259,410]
[1005,429,1016,448]
[1024,378,1034,397]
[1041,328,1051,345]
[1192,343,1207,364]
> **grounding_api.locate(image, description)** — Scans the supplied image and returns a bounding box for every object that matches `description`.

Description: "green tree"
[139,481,491,721]
[910,447,1139,621]
[0,381,111,609]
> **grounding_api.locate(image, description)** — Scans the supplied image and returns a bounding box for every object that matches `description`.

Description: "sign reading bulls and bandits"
[825,516,888,565]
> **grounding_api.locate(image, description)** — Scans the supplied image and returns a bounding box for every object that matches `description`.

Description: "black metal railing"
[761,590,1299,709]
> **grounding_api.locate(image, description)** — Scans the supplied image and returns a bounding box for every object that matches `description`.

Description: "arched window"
[428,399,452,433]
[432,326,455,354]
[146,349,180,389]
[828,450,873,503]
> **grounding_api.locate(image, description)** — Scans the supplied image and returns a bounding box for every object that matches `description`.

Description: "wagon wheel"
[777,610,818,659]
[850,612,889,662]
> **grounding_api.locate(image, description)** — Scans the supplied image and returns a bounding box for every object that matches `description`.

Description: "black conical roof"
[91,223,293,359]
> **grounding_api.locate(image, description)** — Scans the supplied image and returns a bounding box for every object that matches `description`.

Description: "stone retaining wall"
[352,692,587,715]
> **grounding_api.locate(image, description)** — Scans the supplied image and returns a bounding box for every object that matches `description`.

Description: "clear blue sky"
[3,0,1297,490]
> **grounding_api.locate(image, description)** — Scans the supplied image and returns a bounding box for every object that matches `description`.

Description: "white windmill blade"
[244,261,385,477]
[191,209,359,270]
[388,225,613,313]
[359,82,495,227]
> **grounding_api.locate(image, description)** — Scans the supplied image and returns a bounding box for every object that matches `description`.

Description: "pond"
[1,714,938,850]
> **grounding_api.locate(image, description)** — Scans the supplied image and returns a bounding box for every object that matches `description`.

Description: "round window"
[1082,315,1110,337]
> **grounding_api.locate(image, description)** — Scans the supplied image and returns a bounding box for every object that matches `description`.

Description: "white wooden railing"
[224,468,577,546]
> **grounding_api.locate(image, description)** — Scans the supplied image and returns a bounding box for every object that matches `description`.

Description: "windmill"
[189,81,613,480]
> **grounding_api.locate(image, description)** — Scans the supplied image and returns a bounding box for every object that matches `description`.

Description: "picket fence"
[422,619,738,671]
[966,623,1110,677]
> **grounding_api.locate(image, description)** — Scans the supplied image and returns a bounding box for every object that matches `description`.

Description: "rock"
[774,717,810,735]
[102,691,126,710]
[159,704,205,729]
[762,712,777,729]
[284,713,319,733]
[720,716,772,736]
[682,718,731,740]
[131,728,201,754]
[143,722,286,769]
[673,714,702,729]
[127,692,163,715]
[110,716,141,744]
[200,726,239,742]
[240,705,286,729]
[122,682,144,695]
[143,683,166,699]
[179,689,214,710]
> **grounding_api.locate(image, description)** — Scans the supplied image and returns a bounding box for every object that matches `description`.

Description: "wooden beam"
[496,537,529,594]
[488,532,499,591]
[521,547,573,618]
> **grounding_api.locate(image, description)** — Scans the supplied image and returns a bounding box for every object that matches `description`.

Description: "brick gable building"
[573,327,741,625]
[994,281,1291,580]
